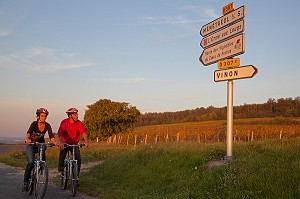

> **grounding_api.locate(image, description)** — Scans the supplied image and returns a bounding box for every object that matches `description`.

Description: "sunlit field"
[0,117,299,198]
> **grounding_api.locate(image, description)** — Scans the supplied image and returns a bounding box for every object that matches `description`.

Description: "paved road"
[0,163,97,199]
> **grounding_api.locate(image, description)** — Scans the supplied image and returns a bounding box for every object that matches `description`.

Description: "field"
[107,118,300,146]
[0,117,299,198]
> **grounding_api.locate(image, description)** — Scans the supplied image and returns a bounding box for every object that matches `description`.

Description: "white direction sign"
[214,65,258,82]
[200,6,246,37]
[201,20,245,49]
[199,33,245,66]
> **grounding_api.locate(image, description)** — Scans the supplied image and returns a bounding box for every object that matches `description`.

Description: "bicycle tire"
[71,162,78,197]
[28,167,35,195]
[34,163,48,199]
[61,161,69,190]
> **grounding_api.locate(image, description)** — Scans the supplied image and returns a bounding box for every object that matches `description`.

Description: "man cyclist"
[57,108,89,179]
[23,108,56,192]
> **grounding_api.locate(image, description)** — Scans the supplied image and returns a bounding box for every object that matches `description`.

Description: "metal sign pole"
[226,79,234,161]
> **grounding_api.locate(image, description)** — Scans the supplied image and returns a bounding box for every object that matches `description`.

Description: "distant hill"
[0,137,24,144]
[137,97,300,126]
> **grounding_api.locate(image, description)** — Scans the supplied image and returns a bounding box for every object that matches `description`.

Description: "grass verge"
[1,139,299,199]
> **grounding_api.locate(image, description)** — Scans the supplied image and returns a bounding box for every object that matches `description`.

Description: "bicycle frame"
[28,142,53,198]
[61,143,84,197]
[65,144,78,181]
[34,143,46,185]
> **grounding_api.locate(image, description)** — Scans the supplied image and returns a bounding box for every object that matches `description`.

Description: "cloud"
[116,16,205,26]
[138,16,205,25]
[0,30,10,36]
[203,7,219,19]
[113,4,217,27]
[97,77,146,84]
[178,4,218,18]
[92,77,171,84]
[0,47,93,73]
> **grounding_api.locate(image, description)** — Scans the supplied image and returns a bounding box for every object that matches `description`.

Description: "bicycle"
[27,142,54,199]
[60,143,84,197]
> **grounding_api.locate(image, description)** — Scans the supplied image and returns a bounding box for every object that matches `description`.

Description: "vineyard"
[106,118,300,146]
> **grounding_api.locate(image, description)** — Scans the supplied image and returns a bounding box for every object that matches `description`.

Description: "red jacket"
[58,118,85,144]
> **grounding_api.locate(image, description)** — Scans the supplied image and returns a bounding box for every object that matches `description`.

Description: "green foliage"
[83,99,141,140]
[0,150,27,167]
[77,139,300,199]
[138,96,300,126]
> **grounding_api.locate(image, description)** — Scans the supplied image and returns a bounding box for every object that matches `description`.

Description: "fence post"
[197,134,200,143]
[134,135,137,148]
[280,129,283,139]
[177,133,180,142]
[113,135,117,144]
[166,134,169,143]
[127,135,130,145]
[155,135,158,144]
[145,134,148,145]
[251,131,254,142]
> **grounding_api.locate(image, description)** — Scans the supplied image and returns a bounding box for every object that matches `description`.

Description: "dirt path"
[48,161,104,180]
[13,161,103,180]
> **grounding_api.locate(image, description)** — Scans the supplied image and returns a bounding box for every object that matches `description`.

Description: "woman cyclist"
[22,108,56,192]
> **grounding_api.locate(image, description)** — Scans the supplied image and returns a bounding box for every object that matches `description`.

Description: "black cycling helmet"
[36,108,49,116]
[66,108,78,116]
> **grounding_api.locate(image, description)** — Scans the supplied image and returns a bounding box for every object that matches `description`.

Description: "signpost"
[198,3,258,161]
[200,6,246,37]
[198,3,259,161]
[214,65,258,82]
[199,33,245,66]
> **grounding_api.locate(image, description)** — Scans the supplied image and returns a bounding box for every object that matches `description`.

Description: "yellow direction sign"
[218,58,240,69]
[214,65,258,82]
[223,2,234,15]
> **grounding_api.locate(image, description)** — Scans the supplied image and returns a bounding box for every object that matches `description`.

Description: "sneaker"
[22,182,29,192]
[60,171,64,179]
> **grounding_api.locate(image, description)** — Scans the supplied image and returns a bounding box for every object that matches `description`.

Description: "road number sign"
[199,33,245,66]
[214,65,258,82]
[223,2,234,15]
[200,6,246,37]
[218,58,240,69]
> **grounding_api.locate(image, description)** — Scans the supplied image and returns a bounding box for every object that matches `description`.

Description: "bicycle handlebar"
[63,143,85,148]
[26,141,55,147]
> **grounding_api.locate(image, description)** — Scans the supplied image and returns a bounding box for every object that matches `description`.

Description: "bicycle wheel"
[34,163,48,199]
[61,161,69,190]
[28,167,35,195]
[71,162,78,197]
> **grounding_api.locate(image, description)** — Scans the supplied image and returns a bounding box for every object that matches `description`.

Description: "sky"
[1,0,299,137]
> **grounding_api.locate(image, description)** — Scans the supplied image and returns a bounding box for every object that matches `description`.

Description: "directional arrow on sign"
[214,65,258,82]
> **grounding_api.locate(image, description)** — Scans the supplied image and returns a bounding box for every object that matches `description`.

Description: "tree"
[83,99,141,140]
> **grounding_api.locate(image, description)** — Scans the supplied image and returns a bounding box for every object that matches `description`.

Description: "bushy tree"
[83,99,141,140]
